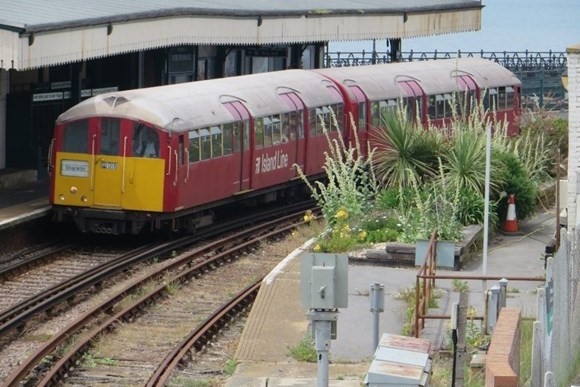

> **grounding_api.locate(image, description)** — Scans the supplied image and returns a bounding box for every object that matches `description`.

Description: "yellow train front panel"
[54,152,165,212]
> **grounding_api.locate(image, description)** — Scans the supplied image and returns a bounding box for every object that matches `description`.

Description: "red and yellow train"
[49,58,521,234]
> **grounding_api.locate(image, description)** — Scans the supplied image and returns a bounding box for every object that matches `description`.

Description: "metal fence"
[323,50,568,110]
[532,228,580,386]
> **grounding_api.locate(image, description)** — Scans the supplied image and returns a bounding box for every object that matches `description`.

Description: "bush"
[493,149,538,222]
[456,186,499,229]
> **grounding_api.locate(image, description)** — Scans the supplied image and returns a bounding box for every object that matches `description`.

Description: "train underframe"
[52,179,313,235]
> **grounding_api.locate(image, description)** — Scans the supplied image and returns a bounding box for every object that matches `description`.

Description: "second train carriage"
[49,58,522,235]
[316,57,521,137]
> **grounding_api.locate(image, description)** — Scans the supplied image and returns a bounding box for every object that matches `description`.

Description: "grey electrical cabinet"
[300,253,348,310]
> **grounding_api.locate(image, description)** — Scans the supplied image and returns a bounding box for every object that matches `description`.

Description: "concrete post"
[499,278,509,312]
[487,285,500,333]
[454,291,468,387]
[369,283,384,354]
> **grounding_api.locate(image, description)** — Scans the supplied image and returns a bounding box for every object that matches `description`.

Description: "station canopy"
[0,0,483,71]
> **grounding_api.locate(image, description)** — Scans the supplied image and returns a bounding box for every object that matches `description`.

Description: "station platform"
[0,173,51,231]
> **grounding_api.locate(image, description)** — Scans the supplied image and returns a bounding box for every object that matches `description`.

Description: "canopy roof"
[0,0,482,70]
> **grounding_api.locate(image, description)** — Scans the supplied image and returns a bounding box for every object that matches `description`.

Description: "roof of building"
[0,0,483,70]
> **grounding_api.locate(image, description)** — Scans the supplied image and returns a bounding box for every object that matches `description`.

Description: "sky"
[329,0,579,54]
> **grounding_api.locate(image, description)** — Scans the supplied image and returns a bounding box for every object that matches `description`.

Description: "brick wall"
[485,308,521,387]
[567,44,580,229]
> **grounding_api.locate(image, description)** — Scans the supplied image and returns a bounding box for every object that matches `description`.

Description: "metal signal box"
[300,253,348,310]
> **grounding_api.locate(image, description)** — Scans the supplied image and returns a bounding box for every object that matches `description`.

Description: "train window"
[133,123,159,158]
[428,96,437,120]
[505,86,515,109]
[357,102,365,132]
[315,106,332,133]
[199,128,211,160]
[371,100,397,127]
[254,119,264,149]
[288,111,300,141]
[188,130,200,162]
[297,111,304,139]
[308,109,317,136]
[178,136,185,164]
[223,123,233,155]
[281,113,291,143]
[242,120,250,150]
[455,91,467,115]
[100,119,120,155]
[211,126,222,157]
[262,117,273,147]
[484,88,498,112]
[498,87,507,111]
[434,94,453,119]
[62,119,89,153]
[268,114,283,145]
[334,104,344,132]
[233,123,241,152]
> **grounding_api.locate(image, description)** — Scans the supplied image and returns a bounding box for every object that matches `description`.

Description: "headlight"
[70,186,78,194]
[59,194,65,201]
[81,196,88,203]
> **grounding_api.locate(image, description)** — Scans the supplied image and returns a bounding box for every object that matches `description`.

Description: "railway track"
[1,203,317,386]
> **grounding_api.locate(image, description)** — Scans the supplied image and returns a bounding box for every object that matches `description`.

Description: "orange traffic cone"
[502,194,519,233]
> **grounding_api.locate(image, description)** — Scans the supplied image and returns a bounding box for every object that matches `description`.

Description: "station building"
[0,0,483,182]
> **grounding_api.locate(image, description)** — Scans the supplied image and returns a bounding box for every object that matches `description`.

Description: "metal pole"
[314,319,331,387]
[482,124,491,296]
[498,278,508,311]
[370,283,384,354]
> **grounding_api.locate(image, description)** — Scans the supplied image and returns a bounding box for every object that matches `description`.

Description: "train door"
[455,74,478,117]
[346,84,368,156]
[279,92,306,177]
[397,79,425,125]
[222,100,252,192]
[93,118,123,207]
[174,134,188,207]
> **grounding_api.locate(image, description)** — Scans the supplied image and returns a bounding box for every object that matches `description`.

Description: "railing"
[324,50,567,70]
[412,231,545,338]
[324,50,568,111]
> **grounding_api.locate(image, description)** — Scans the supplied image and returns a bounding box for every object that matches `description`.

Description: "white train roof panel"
[316,58,521,100]
[57,70,343,133]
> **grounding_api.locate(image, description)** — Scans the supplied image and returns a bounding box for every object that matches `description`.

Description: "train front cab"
[50,117,166,234]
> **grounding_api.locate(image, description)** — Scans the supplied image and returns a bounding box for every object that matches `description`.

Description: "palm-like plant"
[371,111,440,188]
[443,126,490,194]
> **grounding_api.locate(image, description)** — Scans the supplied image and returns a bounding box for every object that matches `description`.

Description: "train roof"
[315,58,521,100]
[56,70,343,132]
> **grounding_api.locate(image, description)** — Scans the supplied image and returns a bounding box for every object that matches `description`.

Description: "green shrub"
[456,187,499,229]
[493,150,537,222]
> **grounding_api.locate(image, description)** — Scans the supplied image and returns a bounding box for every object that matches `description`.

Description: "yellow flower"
[313,244,321,252]
[335,208,349,221]
[467,306,477,319]
[303,210,316,223]
[358,230,367,241]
